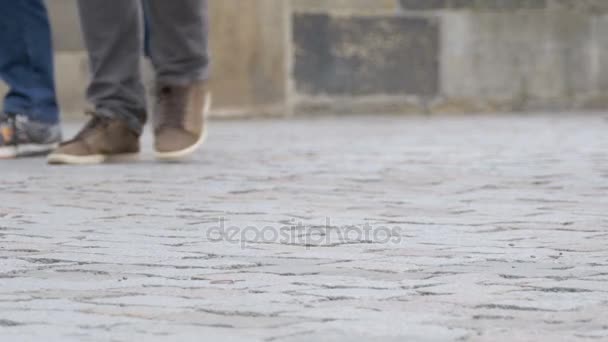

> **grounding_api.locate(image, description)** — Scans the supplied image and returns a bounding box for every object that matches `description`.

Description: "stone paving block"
[1,114,608,341]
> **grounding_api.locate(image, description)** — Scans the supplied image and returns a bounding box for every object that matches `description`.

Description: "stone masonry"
[293,0,608,114]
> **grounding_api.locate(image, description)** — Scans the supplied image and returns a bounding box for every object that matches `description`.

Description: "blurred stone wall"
[293,0,608,113]
[2,0,608,117]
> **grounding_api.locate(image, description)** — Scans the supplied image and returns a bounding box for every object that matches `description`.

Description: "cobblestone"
[1,113,608,341]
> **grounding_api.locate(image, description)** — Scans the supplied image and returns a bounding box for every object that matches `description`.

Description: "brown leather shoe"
[47,115,140,165]
[154,81,210,161]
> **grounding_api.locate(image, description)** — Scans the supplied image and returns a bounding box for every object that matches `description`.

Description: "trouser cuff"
[94,107,145,136]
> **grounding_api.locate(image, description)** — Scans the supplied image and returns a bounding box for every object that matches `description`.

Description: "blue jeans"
[0,0,59,124]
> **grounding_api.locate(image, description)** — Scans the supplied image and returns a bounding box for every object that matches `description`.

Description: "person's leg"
[48,0,144,164]
[0,0,59,124]
[0,0,61,158]
[77,0,147,134]
[145,0,211,160]
[142,0,152,59]
[145,0,210,85]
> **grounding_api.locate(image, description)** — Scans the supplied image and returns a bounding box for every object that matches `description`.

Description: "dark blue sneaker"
[0,113,61,159]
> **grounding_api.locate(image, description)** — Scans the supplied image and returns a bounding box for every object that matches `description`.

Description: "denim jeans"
[0,0,59,124]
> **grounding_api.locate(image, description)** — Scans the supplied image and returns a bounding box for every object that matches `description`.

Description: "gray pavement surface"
[1,113,608,341]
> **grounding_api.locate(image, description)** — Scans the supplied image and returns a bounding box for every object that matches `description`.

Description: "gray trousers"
[77,0,209,134]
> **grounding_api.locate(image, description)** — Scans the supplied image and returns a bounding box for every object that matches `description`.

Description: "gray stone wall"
[2,0,608,117]
[293,0,608,113]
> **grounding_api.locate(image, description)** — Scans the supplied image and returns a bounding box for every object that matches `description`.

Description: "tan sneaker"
[154,81,210,161]
[47,115,140,165]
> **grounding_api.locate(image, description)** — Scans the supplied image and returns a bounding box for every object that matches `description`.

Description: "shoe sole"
[155,129,208,162]
[1,143,59,159]
[154,92,211,162]
[0,146,17,159]
[17,143,59,157]
[47,152,139,165]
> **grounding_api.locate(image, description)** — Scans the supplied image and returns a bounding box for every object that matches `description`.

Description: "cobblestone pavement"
[1,114,608,341]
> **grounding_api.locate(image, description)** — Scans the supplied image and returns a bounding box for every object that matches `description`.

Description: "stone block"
[549,0,608,14]
[53,52,89,115]
[399,0,449,10]
[293,14,439,97]
[292,0,398,13]
[45,0,84,52]
[590,14,608,104]
[440,10,595,108]
[400,0,547,11]
[208,0,290,116]
[451,0,547,10]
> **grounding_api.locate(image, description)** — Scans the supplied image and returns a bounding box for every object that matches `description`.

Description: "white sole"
[155,129,208,161]
[0,146,17,159]
[47,152,139,165]
[17,143,59,156]
[0,143,58,159]
[155,92,211,162]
